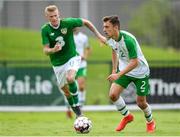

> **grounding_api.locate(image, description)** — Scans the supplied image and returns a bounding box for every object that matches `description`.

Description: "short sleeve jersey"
[41,18,83,66]
[107,30,150,78]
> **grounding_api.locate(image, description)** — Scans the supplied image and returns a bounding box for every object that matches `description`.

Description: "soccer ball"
[74,116,92,133]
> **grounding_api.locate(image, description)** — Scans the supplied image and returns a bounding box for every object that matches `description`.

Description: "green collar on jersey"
[117,31,122,42]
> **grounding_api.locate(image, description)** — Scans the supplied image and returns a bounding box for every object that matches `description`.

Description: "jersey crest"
[61,28,67,35]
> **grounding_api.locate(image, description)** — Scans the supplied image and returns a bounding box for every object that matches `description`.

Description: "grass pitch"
[0,110,179,136]
[0,28,180,62]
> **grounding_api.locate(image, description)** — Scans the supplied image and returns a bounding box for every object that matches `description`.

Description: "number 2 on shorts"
[140,81,146,92]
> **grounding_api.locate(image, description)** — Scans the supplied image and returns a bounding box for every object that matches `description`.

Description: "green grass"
[0,28,45,60]
[0,110,179,136]
[0,28,180,136]
[86,64,110,105]
[142,46,180,61]
[0,27,180,61]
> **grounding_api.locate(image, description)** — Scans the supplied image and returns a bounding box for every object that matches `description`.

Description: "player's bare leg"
[66,106,73,118]
[63,96,73,118]
[109,83,134,132]
[136,96,156,133]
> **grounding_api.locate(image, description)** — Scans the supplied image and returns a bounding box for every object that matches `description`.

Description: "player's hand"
[112,69,117,74]
[53,43,62,52]
[99,42,104,47]
[107,73,119,82]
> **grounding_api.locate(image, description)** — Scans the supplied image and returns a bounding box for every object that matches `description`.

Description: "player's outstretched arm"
[82,19,107,44]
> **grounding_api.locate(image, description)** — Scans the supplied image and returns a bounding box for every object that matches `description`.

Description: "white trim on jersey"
[107,30,150,78]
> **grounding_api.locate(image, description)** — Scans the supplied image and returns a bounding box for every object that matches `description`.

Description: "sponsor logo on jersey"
[50,33,55,36]
[61,28,67,35]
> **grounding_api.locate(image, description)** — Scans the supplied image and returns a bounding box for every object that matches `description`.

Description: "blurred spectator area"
[0,0,180,49]
[0,0,145,31]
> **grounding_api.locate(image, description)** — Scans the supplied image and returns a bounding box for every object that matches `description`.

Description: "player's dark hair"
[102,15,120,30]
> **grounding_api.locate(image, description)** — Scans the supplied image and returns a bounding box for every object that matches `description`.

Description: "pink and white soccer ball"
[74,116,92,133]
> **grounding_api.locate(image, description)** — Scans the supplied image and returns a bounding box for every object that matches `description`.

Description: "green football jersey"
[41,18,83,66]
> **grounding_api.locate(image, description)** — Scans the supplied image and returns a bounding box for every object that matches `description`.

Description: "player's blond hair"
[45,5,59,14]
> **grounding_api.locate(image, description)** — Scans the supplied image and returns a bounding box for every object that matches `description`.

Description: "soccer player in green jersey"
[41,5,103,118]
[65,28,91,118]
[100,15,156,133]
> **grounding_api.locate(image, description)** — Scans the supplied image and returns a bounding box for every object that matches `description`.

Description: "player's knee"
[136,100,147,109]
[79,85,85,91]
[109,92,118,102]
[62,88,71,97]
[136,96,147,107]
[66,75,75,83]
[64,92,71,97]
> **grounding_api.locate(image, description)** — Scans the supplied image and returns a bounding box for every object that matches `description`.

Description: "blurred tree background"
[129,0,180,50]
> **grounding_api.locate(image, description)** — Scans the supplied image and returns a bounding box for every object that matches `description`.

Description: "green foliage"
[129,0,180,50]
[0,110,179,136]
[129,0,170,47]
[161,5,180,49]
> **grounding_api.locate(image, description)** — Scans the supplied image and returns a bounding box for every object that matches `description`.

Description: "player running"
[100,15,156,133]
[41,5,103,118]
[66,28,91,118]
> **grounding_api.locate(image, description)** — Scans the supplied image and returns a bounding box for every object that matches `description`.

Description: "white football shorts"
[53,56,81,88]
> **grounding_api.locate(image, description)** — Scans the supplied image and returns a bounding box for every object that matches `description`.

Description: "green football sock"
[143,104,153,122]
[66,96,82,116]
[66,96,74,106]
[72,94,79,105]
[69,81,78,94]
[69,81,79,105]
